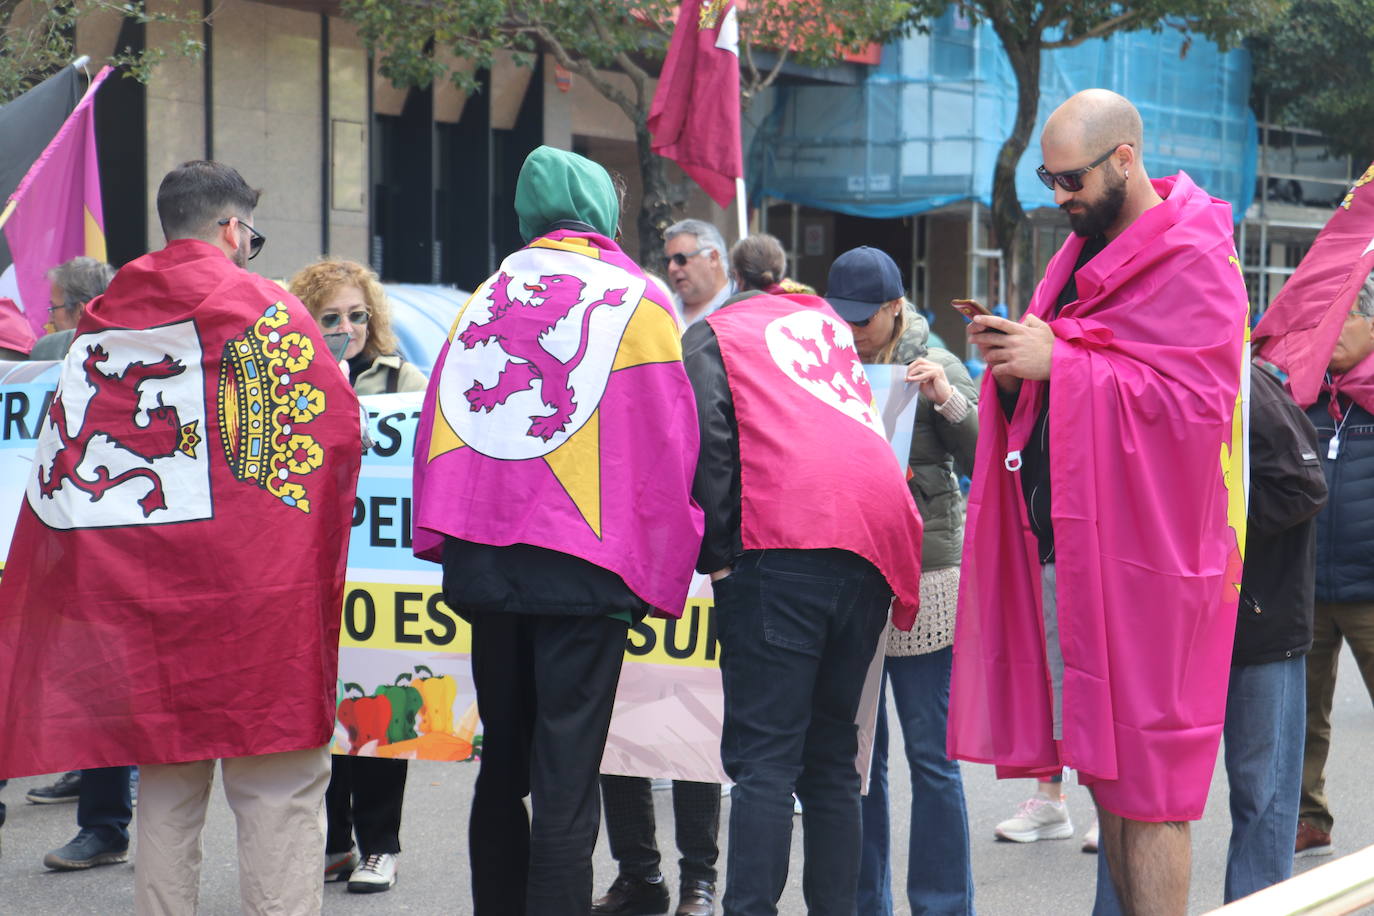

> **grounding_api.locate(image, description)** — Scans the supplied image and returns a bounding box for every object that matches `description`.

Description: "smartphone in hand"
[952,298,1005,333]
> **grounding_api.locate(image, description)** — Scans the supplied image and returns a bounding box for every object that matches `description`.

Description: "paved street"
[2,642,1371,915]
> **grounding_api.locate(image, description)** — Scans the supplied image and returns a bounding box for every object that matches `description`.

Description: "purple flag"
[412,230,703,617]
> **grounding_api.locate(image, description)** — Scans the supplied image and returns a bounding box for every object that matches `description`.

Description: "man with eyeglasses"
[1289,275,1374,861]
[0,159,360,916]
[28,256,115,361]
[663,218,731,327]
[950,89,1249,915]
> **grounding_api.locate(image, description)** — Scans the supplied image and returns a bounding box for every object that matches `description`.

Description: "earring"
[1124,168,1130,179]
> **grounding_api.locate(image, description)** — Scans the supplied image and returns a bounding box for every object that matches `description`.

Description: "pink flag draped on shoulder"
[648,0,743,209]
[948,173,1250,822]
[3,66,111,339]
[412,231,703,617]
[1254,162,1374,413]
[705,293,923,624]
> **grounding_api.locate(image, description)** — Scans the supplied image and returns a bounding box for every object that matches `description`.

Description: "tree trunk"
[989,28,1042,315]
[634,120,676,273]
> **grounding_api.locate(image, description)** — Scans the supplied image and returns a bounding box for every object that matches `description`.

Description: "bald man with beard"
[949,90,1249,915]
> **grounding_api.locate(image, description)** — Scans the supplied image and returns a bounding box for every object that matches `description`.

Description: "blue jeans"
[1223,656,1305,902]
[717,549,892,916]
[1091,657,1305,913]
[858,650,975,915]
[79,766,134,845]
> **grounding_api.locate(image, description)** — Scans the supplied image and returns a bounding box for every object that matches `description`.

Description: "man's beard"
[1065,167,1126,238]
[231,236,250,268]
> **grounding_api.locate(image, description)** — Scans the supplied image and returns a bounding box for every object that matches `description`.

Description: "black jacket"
[682,297,747,574]
[1307,385,1374,603]
[1235,366,1327,666]
[440,539,649,621]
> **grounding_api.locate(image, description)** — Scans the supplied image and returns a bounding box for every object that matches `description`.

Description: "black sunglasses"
[664,246,708,269]
[318,309,370,330]
[1036,147,1120,192]
[217,217,266,260]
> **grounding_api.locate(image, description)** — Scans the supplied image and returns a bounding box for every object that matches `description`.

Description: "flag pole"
[735,177,748,242]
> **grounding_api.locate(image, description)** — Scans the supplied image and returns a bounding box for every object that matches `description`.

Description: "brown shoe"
[1295,821,1333,858]
[675,879,716,916]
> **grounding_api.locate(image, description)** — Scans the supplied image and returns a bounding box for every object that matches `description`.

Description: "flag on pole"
[1253,163,1374,407]
[648,0,743,209]
[0,65,84,309]
[1,66,111,339]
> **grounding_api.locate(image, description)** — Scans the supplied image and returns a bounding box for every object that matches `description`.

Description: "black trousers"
[468,611,628,916]
[599,776,720,885]
[325,755,408,856]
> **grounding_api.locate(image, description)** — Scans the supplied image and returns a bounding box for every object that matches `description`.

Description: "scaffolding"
[751,9,1256,225]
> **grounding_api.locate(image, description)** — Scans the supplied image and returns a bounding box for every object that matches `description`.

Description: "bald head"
[1039,89,1161,240]
[1043,89,1143,159]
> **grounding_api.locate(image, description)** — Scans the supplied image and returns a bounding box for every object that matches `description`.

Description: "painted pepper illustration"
[375,674,423,744]
[413,664,458,735]
[336,683,391,754]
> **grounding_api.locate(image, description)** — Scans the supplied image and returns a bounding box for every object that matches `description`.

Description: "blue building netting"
[750,9,1257,220]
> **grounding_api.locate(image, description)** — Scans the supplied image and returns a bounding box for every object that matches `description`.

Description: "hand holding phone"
[952,298,1005,333]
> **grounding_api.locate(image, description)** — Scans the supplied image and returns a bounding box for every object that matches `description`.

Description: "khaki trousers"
[1300,601,1374,833]
[134,745,330,916]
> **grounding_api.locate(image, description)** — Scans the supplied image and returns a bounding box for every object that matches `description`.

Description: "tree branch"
[533,25,642,122]
[1043,11,1146,49]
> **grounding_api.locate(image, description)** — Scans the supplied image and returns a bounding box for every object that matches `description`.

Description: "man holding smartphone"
[951,89,1249,916]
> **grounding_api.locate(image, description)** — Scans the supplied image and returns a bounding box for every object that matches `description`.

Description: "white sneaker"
[1082,820,1099,853]
[994,797,1074,843]
[324,848,358,882]
[347,853,397,893]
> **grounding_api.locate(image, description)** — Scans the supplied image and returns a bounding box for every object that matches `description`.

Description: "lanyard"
[1329,406,1352,461]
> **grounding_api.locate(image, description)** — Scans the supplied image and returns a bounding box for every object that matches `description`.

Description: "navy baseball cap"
[824,247,905,322]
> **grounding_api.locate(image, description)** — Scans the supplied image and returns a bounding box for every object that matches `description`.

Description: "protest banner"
[0,362,918,782]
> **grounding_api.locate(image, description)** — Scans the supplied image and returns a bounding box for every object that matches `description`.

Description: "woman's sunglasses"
[217,217,267,260]
[318,309,370,330]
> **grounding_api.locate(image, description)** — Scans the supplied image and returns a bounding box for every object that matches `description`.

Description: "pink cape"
[706,293,923,624]
[948,173,1249,821]
[1254,162,1374,411]
[1253,161,1374,417]
[412,231,703,617]
[0,240,361,778]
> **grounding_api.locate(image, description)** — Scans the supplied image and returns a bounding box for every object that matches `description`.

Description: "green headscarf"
[514,145,619,242]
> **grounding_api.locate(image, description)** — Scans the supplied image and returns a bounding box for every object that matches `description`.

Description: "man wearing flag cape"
[0,160,362,914]
[951,90,1249,914]
[1251,165,1374,859]
[683,278,924,913]
[411,146,703,915]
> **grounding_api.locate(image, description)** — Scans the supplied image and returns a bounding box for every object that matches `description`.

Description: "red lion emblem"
[38,344,199,517]
[782,321,874,406]
[459,271,628,440]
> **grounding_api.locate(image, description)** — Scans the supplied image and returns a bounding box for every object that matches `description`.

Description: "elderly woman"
[823,246,979,916]
[290,258,426,395]
[288,258,426,894]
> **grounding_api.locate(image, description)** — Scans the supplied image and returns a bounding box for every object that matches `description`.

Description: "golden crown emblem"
[699,0,729,30]
[217,302,327,513]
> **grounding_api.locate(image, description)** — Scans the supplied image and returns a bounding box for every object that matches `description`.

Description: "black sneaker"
[42,829,129,870]
[26,771,81,804]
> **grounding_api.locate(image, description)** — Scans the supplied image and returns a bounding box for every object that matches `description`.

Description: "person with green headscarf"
[419,145,704,915]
